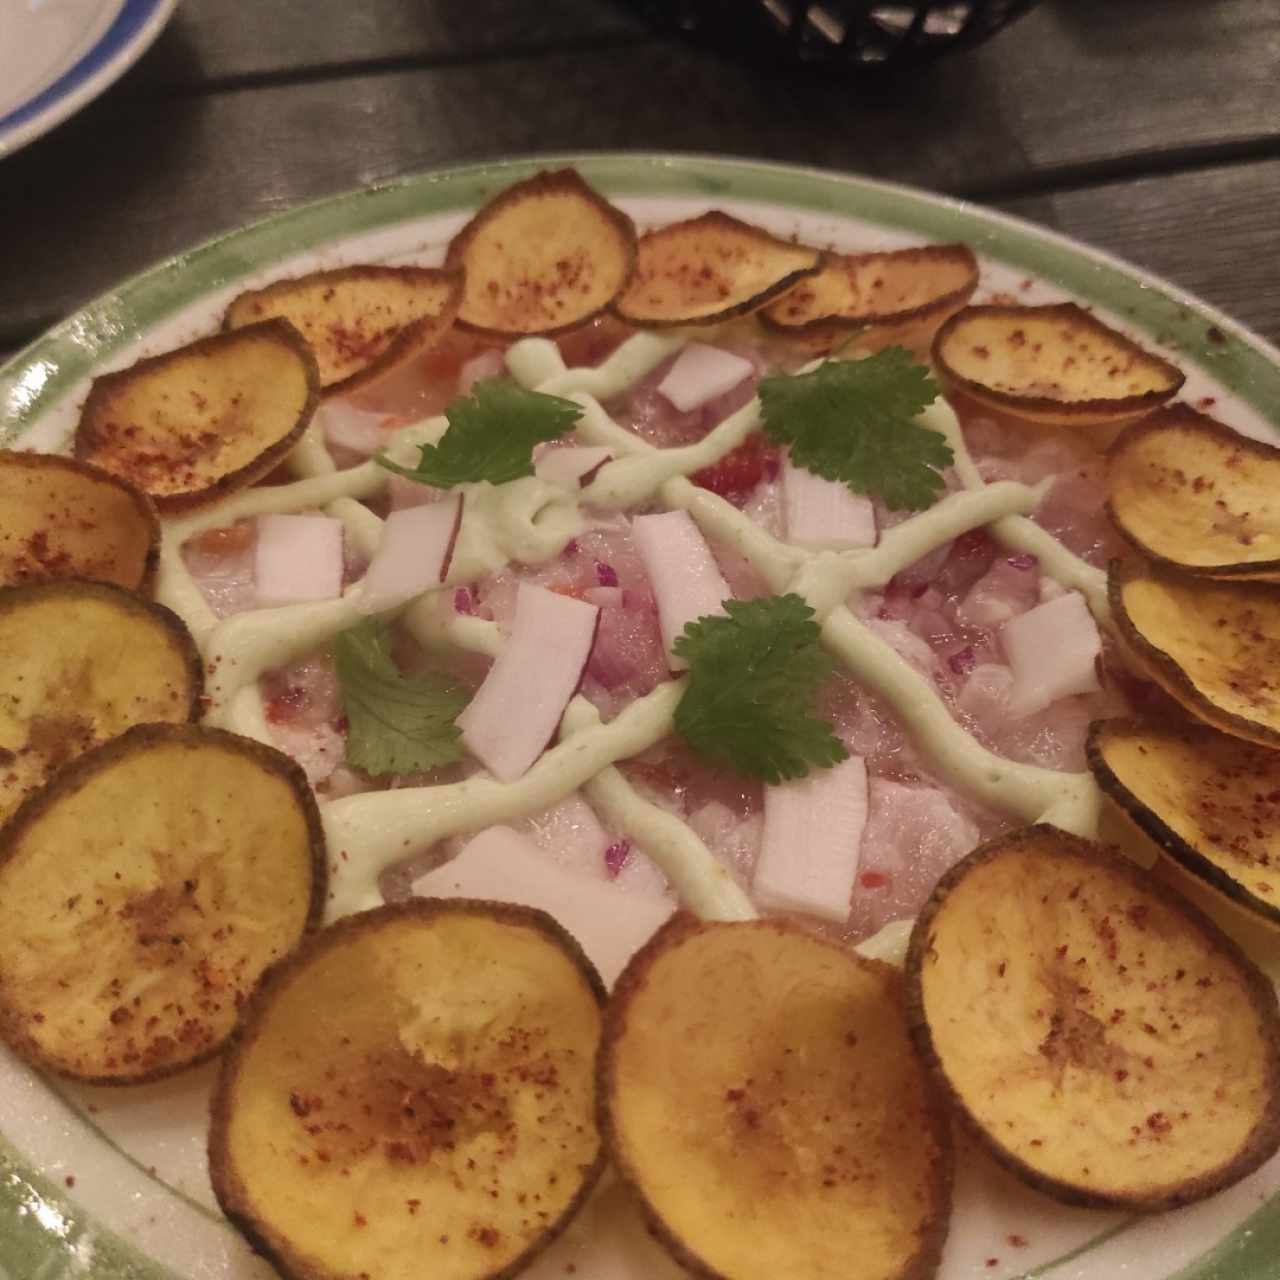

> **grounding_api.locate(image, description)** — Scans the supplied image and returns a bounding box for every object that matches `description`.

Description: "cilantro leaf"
[376,377,583,489]
[331,619,469,777]
[758,348,951,511]
[672,595,848,784]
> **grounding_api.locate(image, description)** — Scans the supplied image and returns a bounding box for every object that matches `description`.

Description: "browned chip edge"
[612,211,824,329]
[600,913,954,1280]
[1109,558,1280,749]
[444,168,638,339]
[1087,718,1280,929]
[224,265,465,398]
[1107,404,1280,579]
[904,824,1280,1211]
[209,897,607,1280]
[75,319,321,512]
[0,450,161,595]
[932,303,1185,422]
[760,243,979,337]
[0,722,327,1085]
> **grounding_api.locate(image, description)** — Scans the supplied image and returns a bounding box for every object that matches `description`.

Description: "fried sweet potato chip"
[444,169,636,337]
[1108,406,1280,579]
[0,724,323,1083]
[0,580,201,822]
[1089,719,1280,928]
[613,212,822,328]
[761,244,978,347]
[1110,559,1280,747]
[907,825,1280,1210]
[210,900,605,1280]
[224,265,464,396]
[933,303,1184,426]
[601,915,952,1280]
[0,451,159,591]
[76,320,319,510]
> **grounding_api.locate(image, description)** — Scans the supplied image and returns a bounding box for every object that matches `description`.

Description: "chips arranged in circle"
[907,825,1280,1210]
[445,168,636,337]
[0,724,325,1083]
[0,451,159,591]
[613,211,822,328]
[76,319,320,510]
[933,303,1184,426]
[224,265,464,396]
[0,579,201,822]
[210,899,606,1280]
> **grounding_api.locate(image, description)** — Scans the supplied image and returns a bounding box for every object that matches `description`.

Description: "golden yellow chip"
[1110,559,1280,747]
[210,900,606,1280]
[0,724,324,1083]
[76,319,319,510]
[1108,405,1280,579]
[933,303,1184,426]
[224,265,463,396]
[0,579,201,822]
[0,451,159,592]
[1089,719,1280,929]
[601,915,952,1280]
[761,243,978,345]
[907,825,1280,1209]
[613,211,822,328]
[445,168,636,336]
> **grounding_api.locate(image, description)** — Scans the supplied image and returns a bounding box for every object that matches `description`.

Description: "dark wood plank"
[133,0,648,86]
[997,160,1280,347]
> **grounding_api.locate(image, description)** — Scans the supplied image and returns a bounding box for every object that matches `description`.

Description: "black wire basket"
[630,0,1042,71]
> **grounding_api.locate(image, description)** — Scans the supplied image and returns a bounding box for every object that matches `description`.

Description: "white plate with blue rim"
[0,0,177,158]
[2,154,1280,1280]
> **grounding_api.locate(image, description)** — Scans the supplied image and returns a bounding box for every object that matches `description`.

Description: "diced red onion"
[656,343,755,413]
[453,586,475,614]
[1001,591,1102,718]
[948,646,977,676]
[534,445,613,489]
[595,560,619,588]
[781,460,877,549]
[631,510,731,668]
[604,839,632,879]
[253,514,344,608]
[357,493,463,614]
[584,586,624,609]
[754,756,868,921]
[411,825,672,985]
[457,583,599,781]
[314,399,393,458]
[1007,552,1038,571]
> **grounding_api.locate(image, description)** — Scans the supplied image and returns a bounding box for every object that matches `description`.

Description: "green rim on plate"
[1,153,1278,1280]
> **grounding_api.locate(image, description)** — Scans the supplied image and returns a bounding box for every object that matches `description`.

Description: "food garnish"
[761,243,979,346]
[224,265,464,396]
[1110,558,1280,747]
[375,378,582,488]
[357,494,463,615]
[1089,719,1280,928]
[0,724,324,1083]
[0,579,201,821]
[655,342,755,412]
[906,825,1280,1210]
[331,618,468,778]
[209,899,606,1280]
[601,914,953,1280]
[254,513,345,608]
[445,168,636,336]
[758,348,950,511]
[932,302,1184,426]
[457,583,599,782]
[780,456,877,547]
[0,450,159,591]
[76,319,320,510]
[612,211,821,327]
[1108,405,1280,578]
[672,594,847,784]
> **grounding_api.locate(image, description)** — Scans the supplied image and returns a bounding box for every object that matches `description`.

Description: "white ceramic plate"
[0,0,177,158]
[1,155,1280,1280]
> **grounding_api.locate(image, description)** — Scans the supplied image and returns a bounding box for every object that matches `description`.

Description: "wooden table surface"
[2,0,1278,365]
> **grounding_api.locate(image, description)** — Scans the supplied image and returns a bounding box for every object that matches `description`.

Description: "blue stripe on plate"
[0,0,167,133]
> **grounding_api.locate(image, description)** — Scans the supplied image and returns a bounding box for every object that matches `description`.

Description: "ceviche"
[3,167,1280,1280]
